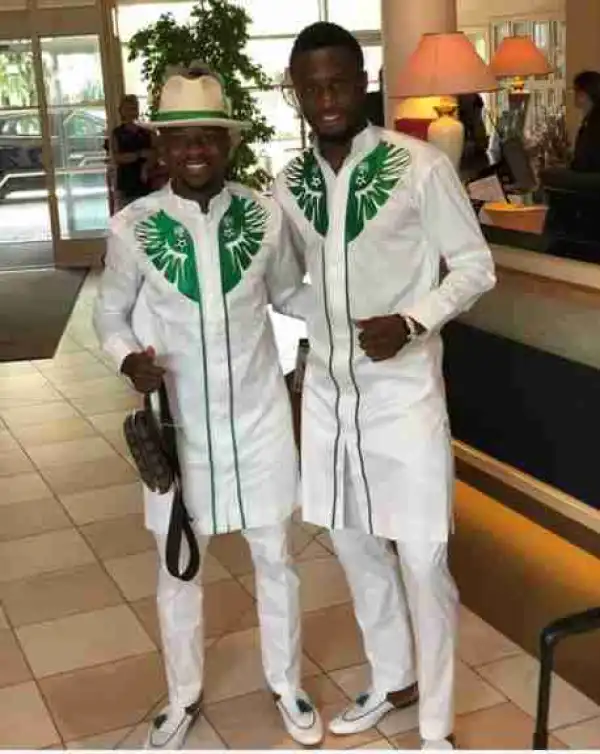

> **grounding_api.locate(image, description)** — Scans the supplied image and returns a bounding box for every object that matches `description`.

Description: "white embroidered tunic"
[94,183,306,535]
[273,126,496,542]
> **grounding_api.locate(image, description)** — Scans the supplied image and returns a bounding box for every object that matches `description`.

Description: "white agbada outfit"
[94,182,308,711]
[274,125,495,740]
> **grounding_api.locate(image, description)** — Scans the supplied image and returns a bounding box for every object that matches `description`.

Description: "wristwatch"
[401,315,420,343]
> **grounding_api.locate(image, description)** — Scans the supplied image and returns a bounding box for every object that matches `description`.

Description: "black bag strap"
[166,481,200,582]
[147,385,200,582]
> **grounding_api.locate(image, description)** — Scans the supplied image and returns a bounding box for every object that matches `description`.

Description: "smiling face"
[291,46,368,143]
[160,125,231,195]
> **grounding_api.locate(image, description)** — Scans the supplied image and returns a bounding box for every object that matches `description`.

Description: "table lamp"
[490,36,551,135]
[395,32,498,170]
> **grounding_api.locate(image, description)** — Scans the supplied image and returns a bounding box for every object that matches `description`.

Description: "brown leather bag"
[123,385,200,581]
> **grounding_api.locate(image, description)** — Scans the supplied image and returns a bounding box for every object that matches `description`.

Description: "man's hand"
[355,315,415,362]
[121,346,165,394]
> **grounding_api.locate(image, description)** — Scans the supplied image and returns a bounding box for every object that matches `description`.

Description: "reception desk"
[444,241,600,543]
[444,240,600,706]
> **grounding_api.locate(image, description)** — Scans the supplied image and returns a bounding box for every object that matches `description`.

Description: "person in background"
[274,22,496,750]
[572,70,600,173]
[458,93,490,178]
[365,68,385,127]
[109,94,156,210]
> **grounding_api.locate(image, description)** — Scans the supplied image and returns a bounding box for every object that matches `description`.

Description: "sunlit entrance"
[0,3,121,270]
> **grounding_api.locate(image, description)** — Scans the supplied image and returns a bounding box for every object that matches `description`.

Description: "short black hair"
[290,22,364,72]
[120,94,139,107]
[574,70,600,106]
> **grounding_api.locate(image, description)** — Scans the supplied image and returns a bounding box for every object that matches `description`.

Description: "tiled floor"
[0,275,599,750]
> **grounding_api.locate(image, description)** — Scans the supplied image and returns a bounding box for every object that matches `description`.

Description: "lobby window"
[363,44,382,91]
[116,0,384,177]
[233,0,320,36]
[323,0,381,31]
[117,2,196,114]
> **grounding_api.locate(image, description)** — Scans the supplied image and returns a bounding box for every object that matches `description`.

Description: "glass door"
[40,34,110,266]
[0,39,54,270]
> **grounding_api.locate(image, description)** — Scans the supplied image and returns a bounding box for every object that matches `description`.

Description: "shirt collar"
[312,122,380,167]
[167,181,232,216]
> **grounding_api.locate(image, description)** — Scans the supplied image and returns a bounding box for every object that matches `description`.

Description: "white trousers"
[331,530,458,740]
[153,521,301,711]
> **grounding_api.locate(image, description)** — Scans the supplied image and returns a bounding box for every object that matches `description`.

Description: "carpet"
[0,241,54,272]
[0,268,86,362]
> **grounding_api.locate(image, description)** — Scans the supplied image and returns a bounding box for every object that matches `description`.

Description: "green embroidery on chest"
[346,141,411,244]
[135,211,200,303]
[285,150,329,236]
[218,195,268,294]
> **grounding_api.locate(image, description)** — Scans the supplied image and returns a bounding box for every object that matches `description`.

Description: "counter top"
[491,243,600,296]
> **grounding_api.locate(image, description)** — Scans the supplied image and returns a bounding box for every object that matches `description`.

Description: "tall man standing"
[94,64,322,749]
[273,23,496,750]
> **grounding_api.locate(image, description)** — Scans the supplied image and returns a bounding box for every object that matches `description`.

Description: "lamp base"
[427,112,465,171]
[507,89,530,137]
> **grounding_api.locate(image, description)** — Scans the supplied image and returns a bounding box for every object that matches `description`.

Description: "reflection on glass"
[325,0,381,30]
[0,40,52,247]
[42,36,104,106]
[40,36,109,240]
[55,170,109,238]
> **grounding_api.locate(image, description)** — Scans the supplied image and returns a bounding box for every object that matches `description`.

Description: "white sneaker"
[144,699,202,749]
[329,683,418,736]
[274,689,324,746]
[422,735,456,750]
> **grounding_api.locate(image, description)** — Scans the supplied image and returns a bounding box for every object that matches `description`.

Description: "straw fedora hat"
[149,62,250,132]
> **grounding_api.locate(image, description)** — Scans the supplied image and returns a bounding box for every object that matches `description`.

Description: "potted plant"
[127,0,275,190]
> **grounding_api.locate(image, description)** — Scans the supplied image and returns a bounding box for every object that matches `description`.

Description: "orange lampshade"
[395,32,498,98]
[491,36,551,78]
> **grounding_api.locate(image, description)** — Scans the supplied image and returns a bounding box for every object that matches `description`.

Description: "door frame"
[0,1,124,268]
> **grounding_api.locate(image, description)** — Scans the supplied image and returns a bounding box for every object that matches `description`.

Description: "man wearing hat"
[93,64,322,749]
